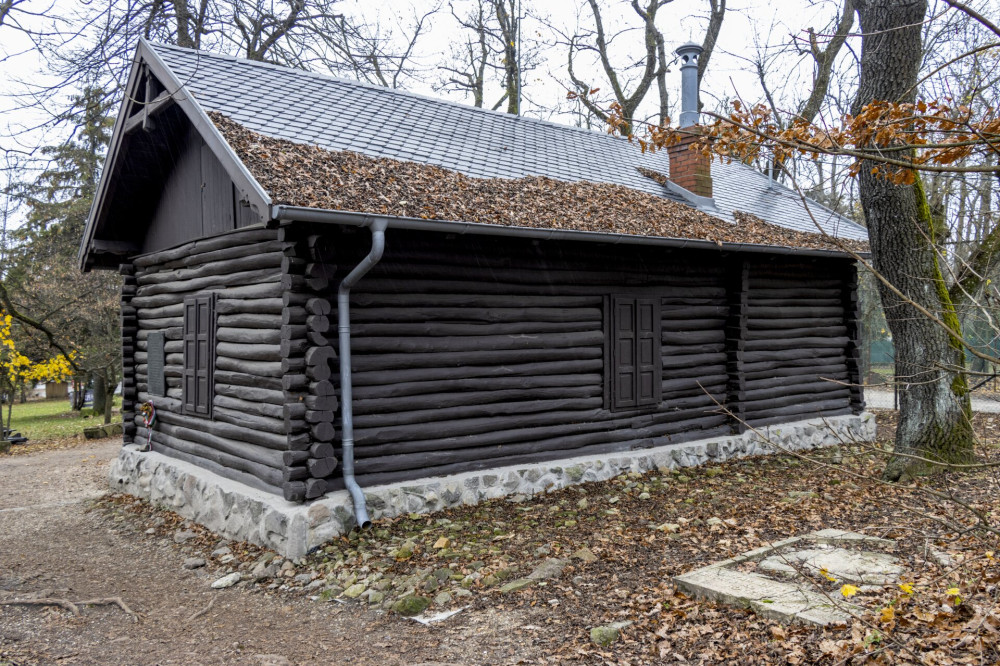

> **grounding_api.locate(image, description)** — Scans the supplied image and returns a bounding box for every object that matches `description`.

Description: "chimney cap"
[674,42,703,64]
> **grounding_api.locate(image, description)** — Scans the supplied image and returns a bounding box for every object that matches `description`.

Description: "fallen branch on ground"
[1,596,140,623]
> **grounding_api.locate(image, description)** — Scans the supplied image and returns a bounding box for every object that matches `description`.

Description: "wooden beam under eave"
[123,92,174,135]
[92,239,140,254]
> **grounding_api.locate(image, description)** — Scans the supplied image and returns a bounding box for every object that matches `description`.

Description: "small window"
[182,293,216,416]
[609,295,661,411]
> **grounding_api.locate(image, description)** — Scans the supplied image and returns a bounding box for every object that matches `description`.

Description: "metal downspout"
[338,218,388,529]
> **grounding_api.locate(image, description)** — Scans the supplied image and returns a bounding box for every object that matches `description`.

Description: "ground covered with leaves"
[211,113,868,254]
[3,411,998,665]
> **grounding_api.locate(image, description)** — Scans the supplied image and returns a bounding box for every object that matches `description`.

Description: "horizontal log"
[660,305,728,318]
[307,456,338,478]
[214,394,284,420]
[282,374,309,391]
[349,293,600,309]
[349,320,599,338]
[306,298,332,316]
[217,313,282,329]
[744,362,848,381]
[304,478,327,499]
[216,357,284,377]
[351,306,602,324]
[282,325,307,340]
[305,409,334,424]
[137,253,282,287]
[662,330,726,346]
[283,466,309,482]
[283,481,306,503]
[310,442,335,458]
[746,326,848,340]
[138,428,284,486]
[131,283,283,309]
[744,337,849,352]
[745,371,849,392]
[139,430,282,496]
[311,421,336,441]
[748,407,854,429]
[216,298,284,315]
[743,379,851,402]
[750,287,844,299]
[152,420,284,469]
[133,228,278,268]
[307,331,329,346]
[745,398,852,422]
[352,358,603,386]
[746,317,844,330]
[661,352,727,370]
[283,403,306,421]
[283,450,310,466]
[742,348,846,363]
[282,307,307,325]
[217,327,281,345]
[742,389,852,413]
[212,406,286,435]
[353,346,602,372]
[280,339,309,357]
[353,385,600,415]
[213,370,283,391]
[355,277,728,298]
[136,268,281,297]
[352,372,601,400]
[215,382,285,405]
[351,330,603,355]
[747,305,845,319]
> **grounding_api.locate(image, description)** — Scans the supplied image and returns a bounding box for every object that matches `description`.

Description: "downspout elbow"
[337,218,388,530]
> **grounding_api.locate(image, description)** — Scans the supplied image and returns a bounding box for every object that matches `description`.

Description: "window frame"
[182,292,216,417]
[605,293,663,413]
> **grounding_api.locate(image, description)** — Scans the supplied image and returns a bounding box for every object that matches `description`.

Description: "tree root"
[1,596,140,623]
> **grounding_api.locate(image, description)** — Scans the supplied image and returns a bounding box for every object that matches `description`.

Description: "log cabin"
[82,40,871,534]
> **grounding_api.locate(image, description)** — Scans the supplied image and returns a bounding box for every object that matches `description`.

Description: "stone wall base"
[109,412,876,558]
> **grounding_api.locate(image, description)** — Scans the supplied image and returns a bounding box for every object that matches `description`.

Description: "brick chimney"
[667,42,712,199]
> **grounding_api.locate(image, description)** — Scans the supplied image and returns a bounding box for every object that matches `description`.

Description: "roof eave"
[79,39,272,271]
[269,204,868,260]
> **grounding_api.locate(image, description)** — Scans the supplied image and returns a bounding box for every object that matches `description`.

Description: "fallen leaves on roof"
[211,113,868,254]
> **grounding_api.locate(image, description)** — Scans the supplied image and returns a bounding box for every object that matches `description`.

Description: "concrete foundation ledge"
[109,412,876,558]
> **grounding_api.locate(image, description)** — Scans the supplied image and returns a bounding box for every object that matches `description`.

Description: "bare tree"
[439,0,535,113]
[568,0,725,133]
[317,5,438,88]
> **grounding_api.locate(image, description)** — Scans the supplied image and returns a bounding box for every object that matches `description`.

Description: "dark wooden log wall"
[124,222,861,501]
[742,260,856,427]
[323,229,772,490]
[120,263,138,443]
[130,227,310,499]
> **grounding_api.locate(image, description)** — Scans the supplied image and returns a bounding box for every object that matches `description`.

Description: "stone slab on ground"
[109,413,875,558]
[759,547,903,585]
[674,529,899,627]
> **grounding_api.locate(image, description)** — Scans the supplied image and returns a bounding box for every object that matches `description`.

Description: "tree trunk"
[71,377,87,411]
[103,365,117,425]
[93,371,108,418]
[854,0,975,480]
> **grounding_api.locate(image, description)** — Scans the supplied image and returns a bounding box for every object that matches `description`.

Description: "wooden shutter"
[636,298,660,406]
[183,293,215,416]
[610,295,661,411]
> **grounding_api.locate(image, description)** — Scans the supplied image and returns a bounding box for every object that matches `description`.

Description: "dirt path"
[0,442,538,666]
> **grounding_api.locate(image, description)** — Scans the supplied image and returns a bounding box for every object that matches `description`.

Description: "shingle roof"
[151,42,868,242]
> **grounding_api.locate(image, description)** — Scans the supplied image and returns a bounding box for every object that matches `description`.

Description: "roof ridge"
[149,41,632,142]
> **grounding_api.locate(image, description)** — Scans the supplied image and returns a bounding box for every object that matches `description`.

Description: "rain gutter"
[269,205,867,260]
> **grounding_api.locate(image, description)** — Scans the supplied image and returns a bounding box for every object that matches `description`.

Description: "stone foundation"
[109,412,876,558]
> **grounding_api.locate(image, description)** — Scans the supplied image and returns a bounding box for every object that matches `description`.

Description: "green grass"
[3,397,121,442]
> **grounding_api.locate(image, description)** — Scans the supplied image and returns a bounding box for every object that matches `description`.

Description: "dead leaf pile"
[210,113,869,254]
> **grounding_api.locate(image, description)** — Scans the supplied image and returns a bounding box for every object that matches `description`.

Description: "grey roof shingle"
[151,43,868,242]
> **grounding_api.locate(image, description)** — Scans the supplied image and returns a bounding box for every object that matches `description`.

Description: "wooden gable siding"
[321,229,855,490]
[129,227,296,496]
[142,126,248,254]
